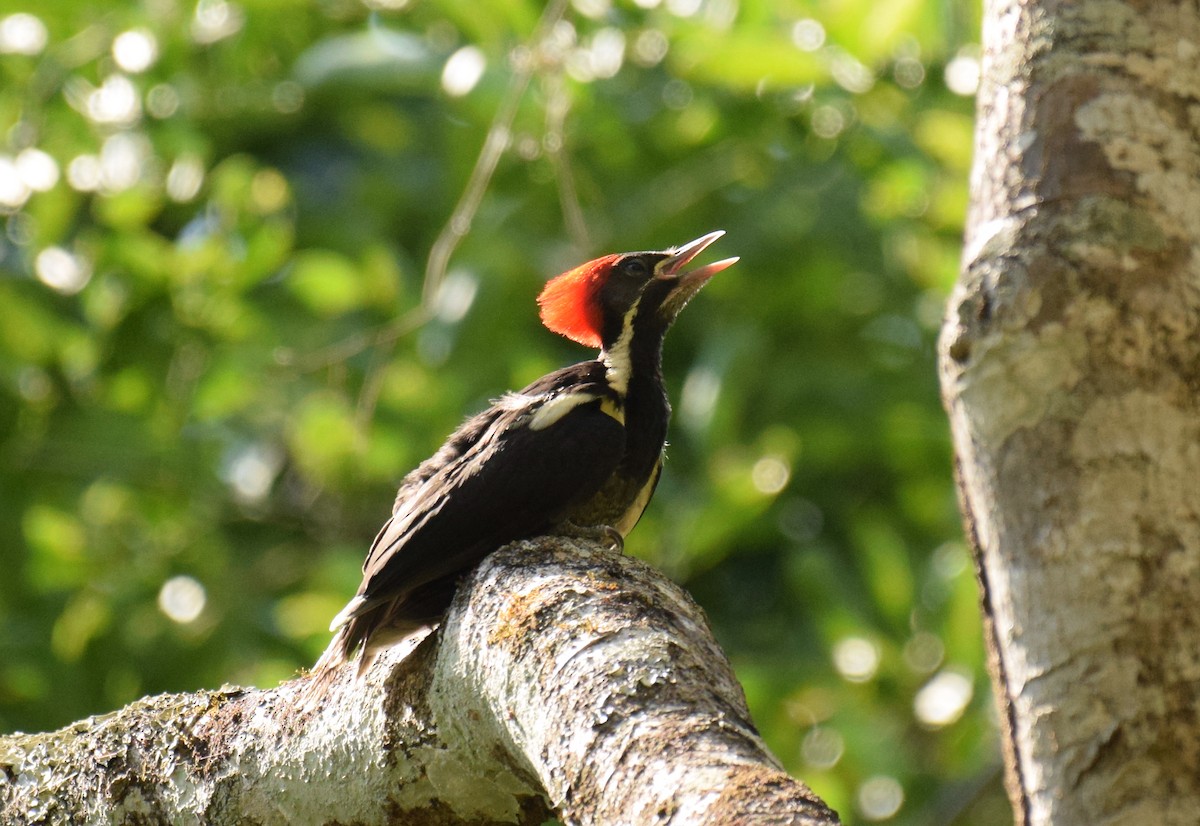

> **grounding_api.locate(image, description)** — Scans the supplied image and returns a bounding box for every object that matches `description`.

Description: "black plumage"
[310,232,736,679]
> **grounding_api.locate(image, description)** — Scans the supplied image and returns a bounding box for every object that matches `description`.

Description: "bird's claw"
[560,521,625,553]
[601,525,624,553]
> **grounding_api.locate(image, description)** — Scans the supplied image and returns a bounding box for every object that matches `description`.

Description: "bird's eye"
[620,258,650,278]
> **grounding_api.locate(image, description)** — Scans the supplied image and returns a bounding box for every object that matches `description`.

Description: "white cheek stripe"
[602,303,638,396]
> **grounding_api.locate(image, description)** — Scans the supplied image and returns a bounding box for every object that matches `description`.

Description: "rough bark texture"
[0,538,838,826]
[940,1,1200,824]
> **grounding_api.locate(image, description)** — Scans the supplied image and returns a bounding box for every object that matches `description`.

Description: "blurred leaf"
[104,367,154,413]
[672,31,822,90]
[193,358,257,421]
[863,160,931,221]
[240,219,295,288]
[52,592,111,662]
[286,391,361,484]
[853,514,915,628]
[287,249,366,316]
[22,505,88,592]
[0,2,996,820]
[274,591,345,640]
[94,187,164,231]
[915,109,976,172]
[858,0,926,57]
[0,287,69,364]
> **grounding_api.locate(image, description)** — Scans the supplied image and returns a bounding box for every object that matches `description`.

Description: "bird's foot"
[559,521,625,553]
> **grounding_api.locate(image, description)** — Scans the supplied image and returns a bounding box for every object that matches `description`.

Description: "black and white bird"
[310,231,736,680]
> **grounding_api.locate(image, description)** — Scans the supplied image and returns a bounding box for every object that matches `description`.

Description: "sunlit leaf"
[51,592,111,662]
[0,2,992,819]
[286,249,366,316]
[671,31,822,90]
[915,109,976,172]
[286,391,362,484]
[23,505,88,592]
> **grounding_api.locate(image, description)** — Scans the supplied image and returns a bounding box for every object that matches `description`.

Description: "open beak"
[657,230,738,323]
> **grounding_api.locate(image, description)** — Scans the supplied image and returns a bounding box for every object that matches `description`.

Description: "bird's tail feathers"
[295,625,353,711]
[296,599,437,711]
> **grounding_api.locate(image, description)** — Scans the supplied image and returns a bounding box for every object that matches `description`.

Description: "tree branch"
[0,538,839,825]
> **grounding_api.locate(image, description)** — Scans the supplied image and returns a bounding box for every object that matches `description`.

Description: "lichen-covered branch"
[0,538,838,825]
[941,1,1200,823]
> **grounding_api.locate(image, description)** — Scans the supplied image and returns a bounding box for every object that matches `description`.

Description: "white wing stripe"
[529,392,599,431]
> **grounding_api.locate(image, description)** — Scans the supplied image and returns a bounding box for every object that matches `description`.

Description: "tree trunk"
[940,1,1200,823]
[0,538,838,826]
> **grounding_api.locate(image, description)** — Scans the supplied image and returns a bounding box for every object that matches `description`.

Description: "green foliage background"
[0,0,1006,821]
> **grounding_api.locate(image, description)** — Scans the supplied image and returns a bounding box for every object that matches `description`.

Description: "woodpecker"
[311,231,736,679]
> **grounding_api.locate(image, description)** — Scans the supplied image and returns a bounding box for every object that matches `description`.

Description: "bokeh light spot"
[811,105,846,139]
[588,28,625,79]
[945,50,981,96]
[0,155,31,208]
[166,155,205,202]
[158,576,206,624]
[833,636,880,683]
[801,726,844,769]
[932,541,969,579]
[662,79,693,110]
[35,247,92,295]
[87,75,141,126]
[858,775,904,821]
[666,0,702,17]
[831,51,874,94]
[434,270,479,324]
[894,57,926,89]
[632,29,668,67]
[0,13,48,55]
[571,0,610,19]
[100,132,151,192]
[442,46,486,97]
[67,155,102,192]
[147,84,181,118]
[751,455,791,495]
[792,19,826,52]
[192,0,244,44]
[914,669,973,727]
[16,148,59,192]
[903,631,944,674]
[113,29,158,73]
[223,443,283,504]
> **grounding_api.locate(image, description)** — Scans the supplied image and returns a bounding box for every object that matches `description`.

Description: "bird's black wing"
[342,361,625,625]
[387,401,499,516]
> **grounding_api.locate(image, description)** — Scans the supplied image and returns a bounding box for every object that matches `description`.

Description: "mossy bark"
[941,2,1200,823]
[1,538,838,825]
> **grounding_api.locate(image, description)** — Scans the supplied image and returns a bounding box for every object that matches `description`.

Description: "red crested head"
[536,253,620,349]
[537,232,736,351]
